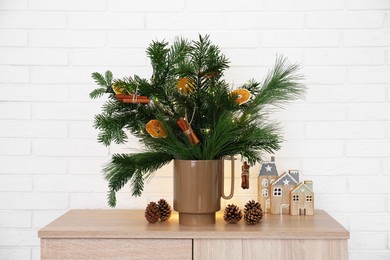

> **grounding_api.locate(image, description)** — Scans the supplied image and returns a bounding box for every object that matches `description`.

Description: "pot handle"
[221,155,235,200]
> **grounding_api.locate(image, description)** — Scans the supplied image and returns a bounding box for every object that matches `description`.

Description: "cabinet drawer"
[41,238,192,260]
[193,239,348,260]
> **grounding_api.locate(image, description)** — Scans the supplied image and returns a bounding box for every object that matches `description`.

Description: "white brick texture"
[0,0,28,10]
[349,232,388,250]
[0,211,31,228]
[0,1,389,259]
[0,249,31,260]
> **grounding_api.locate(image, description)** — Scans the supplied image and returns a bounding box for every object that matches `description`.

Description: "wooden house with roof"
[270,170,299,215]
[290,180,314,216]
[257,157,279,213]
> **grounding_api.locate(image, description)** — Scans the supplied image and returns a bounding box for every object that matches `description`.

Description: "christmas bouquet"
[90,35,305,207]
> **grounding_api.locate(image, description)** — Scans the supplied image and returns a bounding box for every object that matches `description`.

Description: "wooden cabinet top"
[38,210,349,240]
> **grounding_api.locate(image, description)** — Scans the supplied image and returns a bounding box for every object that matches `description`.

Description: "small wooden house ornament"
[257,156,279,213]
[290,180,314,216]
[270,170,299,215]
[257,157,315,216]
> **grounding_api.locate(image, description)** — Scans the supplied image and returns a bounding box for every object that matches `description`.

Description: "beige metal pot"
[173,157,235,225]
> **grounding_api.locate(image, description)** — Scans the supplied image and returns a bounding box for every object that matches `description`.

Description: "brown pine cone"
[157,199,172,221]
[244,200,263,225]
[145,202,160,223]
[223,204,243,224]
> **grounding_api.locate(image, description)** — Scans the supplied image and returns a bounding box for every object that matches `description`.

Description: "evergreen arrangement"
[90,35,305,207]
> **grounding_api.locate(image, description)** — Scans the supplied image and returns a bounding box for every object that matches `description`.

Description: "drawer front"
[41,238,192,260]
[193,239,348,260]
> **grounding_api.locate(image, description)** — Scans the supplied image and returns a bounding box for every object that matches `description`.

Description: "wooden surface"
[41,238,192,260]
[39,209,348,240]
[39,210,349,260]
[193,239,348,260]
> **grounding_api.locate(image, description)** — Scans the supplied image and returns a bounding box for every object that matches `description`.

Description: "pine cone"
[223,204,243,224]
[158,199,172,221]
[244,200,263,225]
[145,202,160,223]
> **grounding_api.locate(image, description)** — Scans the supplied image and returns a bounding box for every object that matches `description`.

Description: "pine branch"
[130,171,144,197]
[168,37,192,73]
[255,56,305,108]
[199,111,281,162]
[90,71,114,98]
[94,114,128,145]
[147,40,169,86]
[89,88,107,99]
[104,152,174,207]
[92,72,107,86]
[105,71,113,86]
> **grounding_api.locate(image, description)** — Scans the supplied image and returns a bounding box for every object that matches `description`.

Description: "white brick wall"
[0,0,389,259]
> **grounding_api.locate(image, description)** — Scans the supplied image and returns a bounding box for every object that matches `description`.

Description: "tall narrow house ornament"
[257,157,279,213]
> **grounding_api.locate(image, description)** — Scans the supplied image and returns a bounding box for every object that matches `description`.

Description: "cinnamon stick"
[177,117,199,145]
[116,94,149,100]
[122,98,150,104]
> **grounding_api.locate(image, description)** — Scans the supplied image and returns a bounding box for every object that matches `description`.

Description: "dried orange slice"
[177,78,194,95]
[230,89,251,105]
[146,120,168,138]
[112,83,126,95]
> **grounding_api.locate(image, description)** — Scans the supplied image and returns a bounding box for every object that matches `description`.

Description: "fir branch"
[105,71,113,86]
[147,40,169,86]
[90,71,114,98]
[89,87,107,99]
[168,37,192,74]
[92,72,107,86]
[94,114,128,146]
[104,152,174,207]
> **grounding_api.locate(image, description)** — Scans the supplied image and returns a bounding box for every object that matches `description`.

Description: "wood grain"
[194,239,348,260]
[38,210,349,240]
[39,210,349,260]
[41,238,192,260]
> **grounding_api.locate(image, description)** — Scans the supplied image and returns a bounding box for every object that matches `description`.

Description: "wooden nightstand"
[39,210,349,260]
